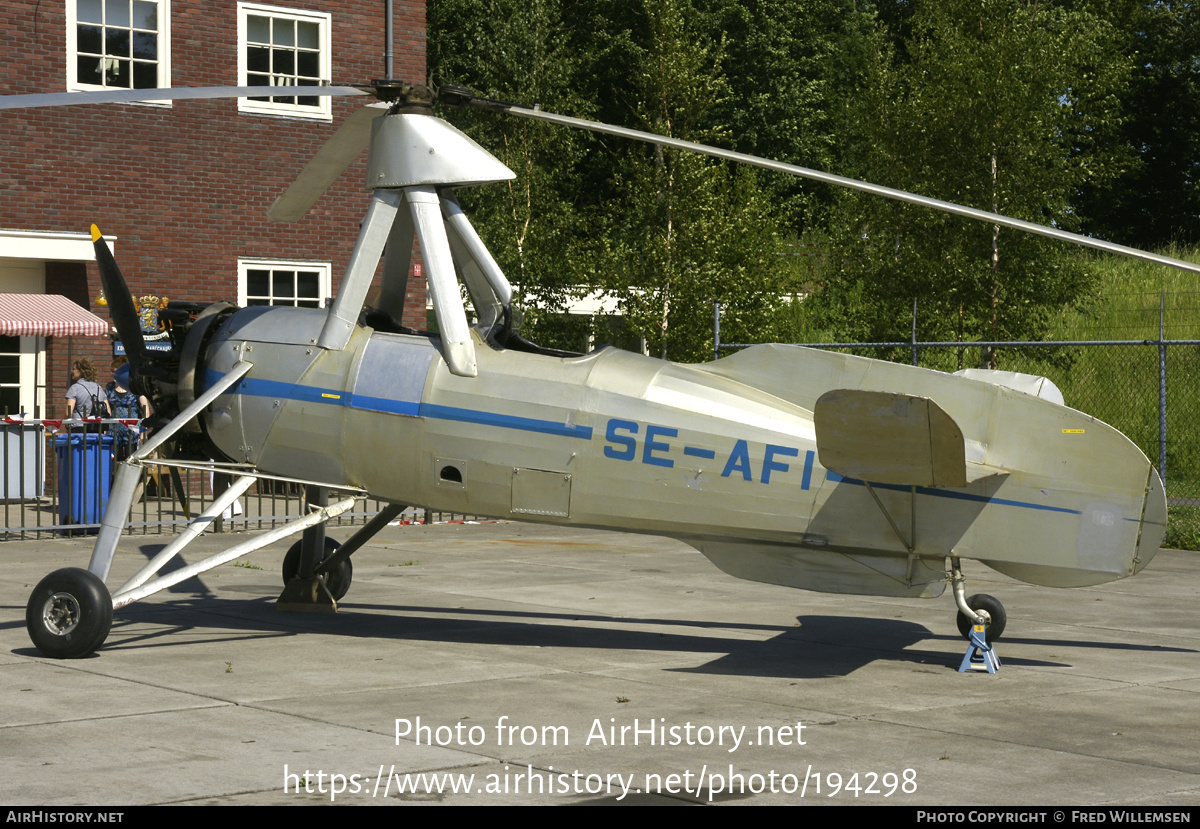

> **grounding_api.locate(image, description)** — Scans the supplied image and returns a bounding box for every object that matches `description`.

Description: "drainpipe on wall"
[384,0,394,80]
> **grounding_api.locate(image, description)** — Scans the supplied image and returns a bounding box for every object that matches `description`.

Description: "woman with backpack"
[65,357,109,423]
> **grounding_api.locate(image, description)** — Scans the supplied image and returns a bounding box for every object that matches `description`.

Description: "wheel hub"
[41,592,81,636]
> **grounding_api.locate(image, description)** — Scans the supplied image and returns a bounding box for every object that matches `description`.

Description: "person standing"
[64,357,109,423]
[106,357,152,461]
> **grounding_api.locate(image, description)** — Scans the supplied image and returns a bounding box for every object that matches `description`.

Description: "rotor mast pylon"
[315,108,518,378]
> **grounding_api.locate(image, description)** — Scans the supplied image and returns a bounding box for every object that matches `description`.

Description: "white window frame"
[0,334,44,417]
[237,3,332,121]
[238,259,332,308]
[66,0,172,102]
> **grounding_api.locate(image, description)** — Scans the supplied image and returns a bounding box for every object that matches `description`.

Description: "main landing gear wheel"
[955,593,1006,644]
[26,568,113,659]
[282,537,352,601]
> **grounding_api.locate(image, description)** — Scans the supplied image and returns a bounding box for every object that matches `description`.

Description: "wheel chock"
[958,623,1001,673]
[276,577,338,613]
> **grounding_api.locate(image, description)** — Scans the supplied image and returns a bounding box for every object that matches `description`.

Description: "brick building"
[0,0,427,419]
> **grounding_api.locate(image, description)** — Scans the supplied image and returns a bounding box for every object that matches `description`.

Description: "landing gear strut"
[949,557,1004,673]
[275,500,407,611]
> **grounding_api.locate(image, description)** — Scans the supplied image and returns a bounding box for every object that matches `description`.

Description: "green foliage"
[813,0,1129,357]
[428,0,1191,366]
[700,0,881,227]
[1165,505,1200,552]
[595,0,802,362]
[1036,248,1200,486]
[608,159,796,362]
[1075,0,1200,247]
[430,0,809,362]
[429,0,595,309]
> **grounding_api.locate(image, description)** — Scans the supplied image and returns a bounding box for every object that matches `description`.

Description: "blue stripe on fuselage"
[417,403,593,439]
[203,370,589,438]
[206,369,1086,517]
[825,470,1082,515]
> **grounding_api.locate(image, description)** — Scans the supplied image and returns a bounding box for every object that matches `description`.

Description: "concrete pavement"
[2,520,1198,805]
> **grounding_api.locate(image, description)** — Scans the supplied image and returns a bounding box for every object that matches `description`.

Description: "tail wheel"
[26,568,113,659]
[956,593,1006,644]
[282,537,353,601]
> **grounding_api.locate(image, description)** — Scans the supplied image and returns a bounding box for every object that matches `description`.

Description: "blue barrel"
[54,433,114,526]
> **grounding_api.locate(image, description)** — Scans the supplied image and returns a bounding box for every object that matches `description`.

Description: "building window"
[238,260,331,308]
[68,0,170,93]
[0,336,22,416]
[0,335,43,417]
[237,4,331,120]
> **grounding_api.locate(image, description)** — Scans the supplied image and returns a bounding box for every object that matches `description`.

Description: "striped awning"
[0,294,108,337]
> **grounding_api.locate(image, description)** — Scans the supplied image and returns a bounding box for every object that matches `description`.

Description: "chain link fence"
[715,297,1200,550]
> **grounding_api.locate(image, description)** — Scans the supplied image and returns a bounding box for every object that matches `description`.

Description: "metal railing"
[0,417,481,540]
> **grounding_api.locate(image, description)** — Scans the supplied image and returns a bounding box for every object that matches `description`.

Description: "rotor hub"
[369,80,435,113]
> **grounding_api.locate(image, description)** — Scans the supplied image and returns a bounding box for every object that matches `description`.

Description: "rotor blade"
[268,102,388,222]
[494,104,1200,276]
[91,224,148,366]
[0,85,368,111]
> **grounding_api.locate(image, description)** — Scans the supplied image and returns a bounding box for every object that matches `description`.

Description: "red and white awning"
[0,294,108,337]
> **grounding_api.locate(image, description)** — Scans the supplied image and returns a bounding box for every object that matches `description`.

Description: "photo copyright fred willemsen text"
[281,716,918,801]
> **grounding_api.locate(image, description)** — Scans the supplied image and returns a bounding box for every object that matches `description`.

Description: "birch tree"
[813,0,1129,366]
[603,0,794,362]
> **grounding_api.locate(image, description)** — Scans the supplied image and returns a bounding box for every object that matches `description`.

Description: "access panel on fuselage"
[340,332,440,501]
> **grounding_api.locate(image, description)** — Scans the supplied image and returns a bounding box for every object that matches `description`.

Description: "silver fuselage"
[199,306,1166,599]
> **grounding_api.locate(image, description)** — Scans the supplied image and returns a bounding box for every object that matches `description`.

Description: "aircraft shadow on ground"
[130,542,217,597]
[11,590,1187,678]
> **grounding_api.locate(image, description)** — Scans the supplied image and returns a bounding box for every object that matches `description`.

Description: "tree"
[597,0,798,362]
[431,0,868,358]
[428,0,594,314]
[699,0,882,229]
[809,0,1130,367]
[1075,0,1200,247]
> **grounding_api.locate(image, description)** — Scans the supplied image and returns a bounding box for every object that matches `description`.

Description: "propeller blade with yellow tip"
[91,224,148,367]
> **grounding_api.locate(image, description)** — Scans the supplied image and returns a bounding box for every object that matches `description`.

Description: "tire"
[956,593,1006,644]
[26,568,113,659]
[282,536,352,601]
